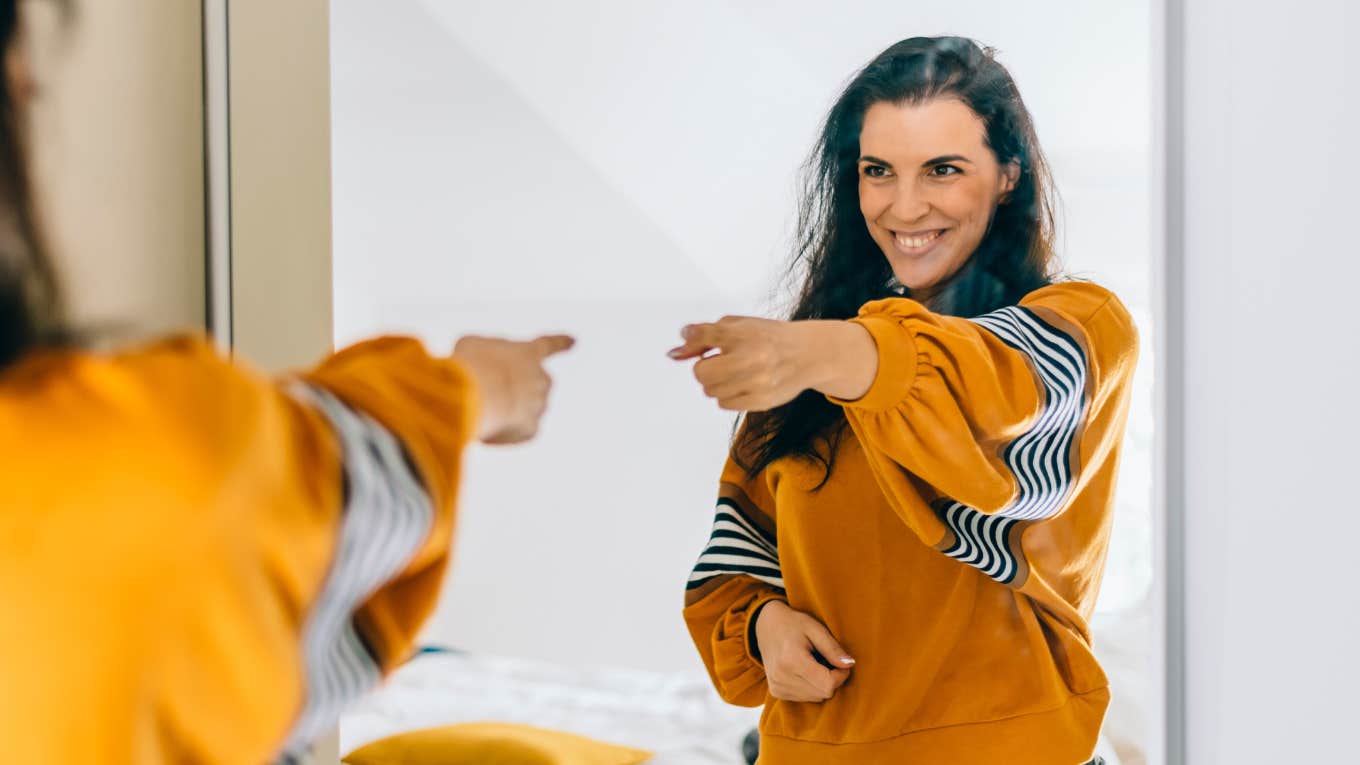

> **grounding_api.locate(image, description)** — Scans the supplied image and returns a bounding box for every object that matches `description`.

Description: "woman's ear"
[998,159,1021,202]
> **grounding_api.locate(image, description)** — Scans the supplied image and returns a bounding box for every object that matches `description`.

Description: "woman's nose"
[889,181,931,224]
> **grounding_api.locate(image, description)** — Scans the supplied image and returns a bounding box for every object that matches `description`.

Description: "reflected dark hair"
[0,0,69,371]
[736,36,1060,484]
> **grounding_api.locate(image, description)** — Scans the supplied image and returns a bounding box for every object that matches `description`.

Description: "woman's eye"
[862,164,890,178]
[930,164,961,177]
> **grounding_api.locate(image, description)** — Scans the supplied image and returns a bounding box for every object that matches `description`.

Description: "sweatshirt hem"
[757,686,1109,765]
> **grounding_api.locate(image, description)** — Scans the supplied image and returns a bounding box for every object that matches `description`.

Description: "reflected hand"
[452,334,575,444]
[753,600,855,702]
[667,316,815,412]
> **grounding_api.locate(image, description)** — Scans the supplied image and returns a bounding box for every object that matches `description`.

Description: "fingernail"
[840,656,856,666]
[667,348,683,359]
[681,325,694,339]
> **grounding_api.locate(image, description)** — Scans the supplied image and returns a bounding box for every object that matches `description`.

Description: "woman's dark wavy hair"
[735,36,1061,485]
[0,0,69,371]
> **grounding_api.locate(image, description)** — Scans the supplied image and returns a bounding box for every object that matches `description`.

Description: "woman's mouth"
[891,228,948,257]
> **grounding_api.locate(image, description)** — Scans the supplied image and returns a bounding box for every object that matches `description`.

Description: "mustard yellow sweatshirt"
[684,282,1138,764]
[0,335,478,764]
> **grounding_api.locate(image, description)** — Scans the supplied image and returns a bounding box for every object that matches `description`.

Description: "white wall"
[1179,0,1359,762]
[330,0,1155,690]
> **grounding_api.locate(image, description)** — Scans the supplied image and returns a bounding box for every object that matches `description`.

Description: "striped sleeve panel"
[275,382,435,759]
[935,500,1028,585]
[968,305,1089,522]
[935,306,1089,585]
[686,484,783,594]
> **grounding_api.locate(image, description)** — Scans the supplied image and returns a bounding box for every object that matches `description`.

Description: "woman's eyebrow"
[922,154,974,167]
[859,155,893,167]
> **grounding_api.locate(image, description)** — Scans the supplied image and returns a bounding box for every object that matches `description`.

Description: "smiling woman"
[678,36,1136,765]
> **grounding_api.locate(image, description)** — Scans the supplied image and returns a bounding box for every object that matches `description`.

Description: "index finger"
[667,322,729,361]
[530,334,576,358]
[684,322,731,350]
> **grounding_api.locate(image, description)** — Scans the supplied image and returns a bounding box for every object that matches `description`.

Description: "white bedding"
[340,651,759,765]
[340,651,1122,765]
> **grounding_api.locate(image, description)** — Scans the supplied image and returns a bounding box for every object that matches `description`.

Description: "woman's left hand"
[668,316,821,412]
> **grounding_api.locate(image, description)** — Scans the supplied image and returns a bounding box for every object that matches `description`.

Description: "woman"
[0,2,571,762]
[674,37,1136,764]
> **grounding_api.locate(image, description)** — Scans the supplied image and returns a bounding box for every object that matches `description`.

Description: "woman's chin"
[883,251,951,291]
[890,270,945,295]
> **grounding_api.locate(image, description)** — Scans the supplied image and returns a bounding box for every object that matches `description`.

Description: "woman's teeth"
[895,230,943,248]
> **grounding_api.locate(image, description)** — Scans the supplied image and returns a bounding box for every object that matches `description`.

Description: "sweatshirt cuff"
[827,315,919,411]
[440,356,482,446]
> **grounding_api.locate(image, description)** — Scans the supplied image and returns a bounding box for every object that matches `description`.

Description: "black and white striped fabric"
[937,501,1025,584]
[936,306,1088,584]
[968,305,1088,521]
[687,496,783,592]
[276,383,434,759]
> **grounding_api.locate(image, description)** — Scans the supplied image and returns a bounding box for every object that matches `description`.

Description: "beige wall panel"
[228,0,333,372]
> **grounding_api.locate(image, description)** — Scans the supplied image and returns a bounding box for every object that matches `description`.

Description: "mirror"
[327,2,1160,763]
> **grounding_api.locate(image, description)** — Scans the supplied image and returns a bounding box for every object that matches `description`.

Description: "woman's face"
[857,98,1019,298]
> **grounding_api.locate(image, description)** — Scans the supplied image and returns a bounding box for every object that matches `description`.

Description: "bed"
[340,649,760,764]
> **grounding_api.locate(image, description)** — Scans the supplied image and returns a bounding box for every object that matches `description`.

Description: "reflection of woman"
[675,37,1135,764]
[0,3,570,762]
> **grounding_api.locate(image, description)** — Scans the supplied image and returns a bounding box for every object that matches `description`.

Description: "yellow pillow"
[341,722,653,765]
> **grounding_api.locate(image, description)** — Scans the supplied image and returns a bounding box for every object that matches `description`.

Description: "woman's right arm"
[126,332,565,761]
[280,333,571,753]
